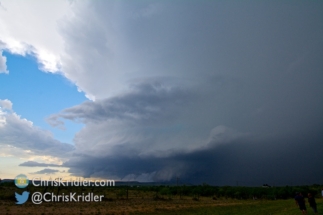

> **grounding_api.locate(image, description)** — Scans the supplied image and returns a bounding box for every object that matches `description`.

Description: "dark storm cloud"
[48,1,323,185]
[63,132,323,186]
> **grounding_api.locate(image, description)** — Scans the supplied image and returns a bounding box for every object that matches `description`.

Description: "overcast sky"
[0,0,322,185]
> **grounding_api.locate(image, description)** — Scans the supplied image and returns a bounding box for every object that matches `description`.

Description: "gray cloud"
[48,82,192,125]
[55,0,323,135]
[19,161,62,168]
[45,1,323,185]
[0,106,74,158]
[57,1,323,100]
[30,168,60,175]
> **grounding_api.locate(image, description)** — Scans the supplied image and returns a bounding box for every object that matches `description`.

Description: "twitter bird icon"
[15,191,29,204]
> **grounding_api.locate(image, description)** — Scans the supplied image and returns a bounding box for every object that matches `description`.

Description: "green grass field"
[133,198,323,215]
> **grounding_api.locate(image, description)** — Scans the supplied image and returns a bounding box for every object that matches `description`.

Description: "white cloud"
[0,99,13,110]
[0,101,8,127]
[0,0,71,72]
[0,50,8,73]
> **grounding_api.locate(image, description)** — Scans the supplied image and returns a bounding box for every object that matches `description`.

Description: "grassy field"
[134,198,323,215]
[1,184,322,214]
[1,193,322,215]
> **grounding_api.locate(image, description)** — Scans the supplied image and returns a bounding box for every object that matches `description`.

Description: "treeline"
[124,184,322,200]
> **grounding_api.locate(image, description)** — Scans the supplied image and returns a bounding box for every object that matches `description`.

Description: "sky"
[0,0,322,186]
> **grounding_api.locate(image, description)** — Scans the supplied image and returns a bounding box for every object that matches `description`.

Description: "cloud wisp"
[30,168,60,175]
